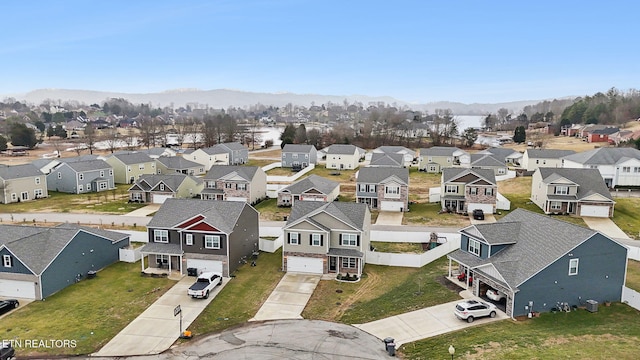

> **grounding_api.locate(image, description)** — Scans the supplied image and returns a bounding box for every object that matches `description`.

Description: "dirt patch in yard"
[332,270,384,320]
[435,275,464,293]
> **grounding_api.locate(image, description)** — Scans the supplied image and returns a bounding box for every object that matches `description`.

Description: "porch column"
[168,256,172,273]
[465,268,469,290]
[141,254,145,272]
[448,258,452,277]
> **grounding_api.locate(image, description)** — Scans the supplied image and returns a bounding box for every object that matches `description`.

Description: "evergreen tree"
[513,126,526,144]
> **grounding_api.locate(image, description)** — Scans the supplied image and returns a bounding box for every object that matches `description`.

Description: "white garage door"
[0,279,37,299]
[380,201,404,212]
[152,194,174,204]
[226,197,248,202]
[467,203,494,214]
[580,205,610,218]
[301,196,325,202]
[186,259,224,275]
[287,256,324,274]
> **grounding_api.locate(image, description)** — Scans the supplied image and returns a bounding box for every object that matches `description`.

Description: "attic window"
[468,239,480,256]
[2,255,12,267]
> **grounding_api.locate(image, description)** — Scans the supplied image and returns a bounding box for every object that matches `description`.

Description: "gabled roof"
[420,146,465,157]
[357,167,409,184]
[478,147,521,161]
[280,174,339,195]
[561,147,640,165]
[0,224,127,275]
[369,153,404,167]
[137,147,176,157]
[203,165,260,181]
[286,201,368,231]
[326,144,358,155]
[0,163,43,180]
[591,127,619,135]
[109,152,153,165]
[198,146,228,155]
[374,146,415,156]
[537,168,613,201]
[525,149,576,159]
[442,167,496,185]
[470,154,506,167]
[130,174,202,192]
[156,156,201,169]
[461,222,520,245]
[147,198,249,234]
[217,142,247,151]
[59,159,111,172]
[60,155,100,163]
[453,209,613,289]
[282,144,316,153]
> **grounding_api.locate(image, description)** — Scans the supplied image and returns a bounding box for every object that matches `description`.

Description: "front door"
[329,257,337,272]
[568,202,575,213]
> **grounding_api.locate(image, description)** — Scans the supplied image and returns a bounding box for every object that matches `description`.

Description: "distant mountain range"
[9,88,553,115]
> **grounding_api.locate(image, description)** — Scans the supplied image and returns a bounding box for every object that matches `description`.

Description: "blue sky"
[2,0,638,104]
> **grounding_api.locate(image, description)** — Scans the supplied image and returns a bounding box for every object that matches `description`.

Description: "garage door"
[301,196,325,202]
[0,279,37,299]
[186,259,224,275]
[286,256,324,274]
[226,197,248,202]
[152,194,174,204]
[580,205,610,217]
[380,201,403,212]
[467,203,494,214]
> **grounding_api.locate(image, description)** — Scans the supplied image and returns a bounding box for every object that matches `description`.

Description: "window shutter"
[309,234,313,246]
[320,235,324,246]
[340,234,343,245]
[287,232,291,244]
[357,235,360,246]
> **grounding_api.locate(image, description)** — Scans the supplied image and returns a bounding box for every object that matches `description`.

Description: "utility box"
[586,300,598,313]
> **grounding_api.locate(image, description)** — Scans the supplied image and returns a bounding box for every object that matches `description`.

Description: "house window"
[305,154,309,159]
[2,255,11,268]
[342,257,357,268]
[445,185,457,193]
[429,166,437,172]
[205,235,221,249]
[289,232,299,245]
[160,184,165,191]
[569,258,579,276]
[207,181,216,189]
[555,186,569,195]
[498,168,506,174]
[622,166,631,173]
[225,183,233,189]
[589,165,598,169]
[35,177,40,185]
[34,189,43,198]
[185,234,193,246]
[100,170,105,177]
[468,238,480,256]
[536,160,539,164]
[139,164,145,170]
[550,201,562,210]
[311,234,322,246]
[78,185,83,192]
[20,191,29,201]
[132,193,143,201]
[542,160,547,165]
[385,186,399,195]
[11,193,16,201]
[237,183,247,190]
[128,166,132,172]
[58,172,62,179]
[635,167,640,173]
[292,154,298,159]
[470,187,478,195]
[99,182,107,190]
[79,173,84,180]
[109,169,113,176]
[157,254,169,265]
[341,233,358,246]
[428,156,433,162]
[154,230,169,243]
[485,188,494,196]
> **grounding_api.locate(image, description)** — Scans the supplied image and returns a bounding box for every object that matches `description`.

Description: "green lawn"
[404,202,470,227]
[187,249,285,336]
[612,198,640,239]
[371,241,423,253]
[400,303,640,360]
[626,260,640,291]
[0,261,175,356]
[307,167,358,182]
[246,159,276,168]
[254,197,291,221]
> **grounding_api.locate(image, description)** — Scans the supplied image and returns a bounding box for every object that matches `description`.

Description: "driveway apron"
[251,272,321,321]
[582,217,630,239]
[375,211,404,225]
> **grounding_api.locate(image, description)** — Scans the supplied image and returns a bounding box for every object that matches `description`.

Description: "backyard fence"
[622,286,640,311]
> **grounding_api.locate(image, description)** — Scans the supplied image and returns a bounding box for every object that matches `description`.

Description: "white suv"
[486,289,506,302]
[454,300,497,323]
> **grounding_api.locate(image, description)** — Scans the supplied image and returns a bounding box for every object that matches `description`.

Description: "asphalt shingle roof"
[280,175,339,195]
[369,153,404,167]
[63,159,112,172]
[526,149,576,159]
[131,174,202,192]
[203,165,260,181]
[326,144,358,155]
[287,201,368,231]
[147,198,248,234]
[357,167,409,184]
[420,146,464,157]
[470,154,506,167]
[442,168,496,184]
[375,146,415,156]
[561,147,640,165]
[0,164,42,180]
[479,148,521,161]
[282,144,316,153]
[110,152,153,165]
[537,168,613,201]
[156,156,201,169]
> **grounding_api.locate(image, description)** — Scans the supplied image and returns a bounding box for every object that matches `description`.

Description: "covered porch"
[328,248,364,278]
[139,242,184,280]
[200,188,225,200]
[442,196,466,213]
[545,195,576,214]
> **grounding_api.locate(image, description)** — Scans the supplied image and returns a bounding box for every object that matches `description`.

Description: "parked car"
[486,289,506,302]
[0,342,15,360]
[0,299,19,316]
[454,300,497,323]
[187,272,222,299]
[472,209,484,220]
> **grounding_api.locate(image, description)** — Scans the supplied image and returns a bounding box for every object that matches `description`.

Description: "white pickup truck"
[187,272,222,299]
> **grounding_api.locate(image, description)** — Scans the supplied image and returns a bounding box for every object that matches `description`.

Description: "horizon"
[2,1,638,104]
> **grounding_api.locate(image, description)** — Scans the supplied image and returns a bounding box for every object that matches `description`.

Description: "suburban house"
[418,147,470,173]
[137,147,178,158]
[531,168,615,217]
[368,152,405,167]
[371,146,416,166]
[476,148,522,166]
[0,224,129,300]
[128,174,204,204]
[588,127,619,143]
[470,154,508,176]
[325,144,360,170]
[277,174,340,207]
[216,142,249,165]
[0,164,48,204]
[356,167,409,212]
[561,147,640,188]
[282,201,371,277]
[521,149,576,172]
[200,165,266,204]
[447,209,627,318]
[155,156,205,176]
[105,152,157,184]
[140,199,259,277]
[441,168,497,214]
[47,159,115,194]
[281,144,318,169]
[188,146,230,170]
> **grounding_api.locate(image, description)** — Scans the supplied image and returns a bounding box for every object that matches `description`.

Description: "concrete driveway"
[251,272,321,321]
[0,297,33,320]
[93,275,229,357]
[354,293,508,347]
[375,211,404,225]
[125,204,161,217]
[470,213,497,225]
[582,217,630,239]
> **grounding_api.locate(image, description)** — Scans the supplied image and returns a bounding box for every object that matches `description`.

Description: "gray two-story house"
[441,168,497,214]
[200,165,267,204]
[217,142,249,165]
[47,159,115,194]
[281,144,318,168]
[140,199,259,277]
[356,167,409,212]
[155,156,205,176]
[447,209,627,318]
[0,164,48,203]
[283,202,371,277]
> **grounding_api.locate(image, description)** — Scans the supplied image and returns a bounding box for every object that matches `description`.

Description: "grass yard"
[612,198,640,239]
[403,202,471,227]
[266,167,297,176]
[626,260,640,291]
[246,159,276,168]
[254,198,290,221]
[371,241,424,253]
[248,148,281,158]
[399,303,640,360]
[0,261,175,357]
[308,167,358,183]
[302,257,461,324]
[187,249,285,336]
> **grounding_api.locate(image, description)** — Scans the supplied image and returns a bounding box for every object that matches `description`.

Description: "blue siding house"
[0,224,128,300]
[448,208,627,318]
[281,144,317,168]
